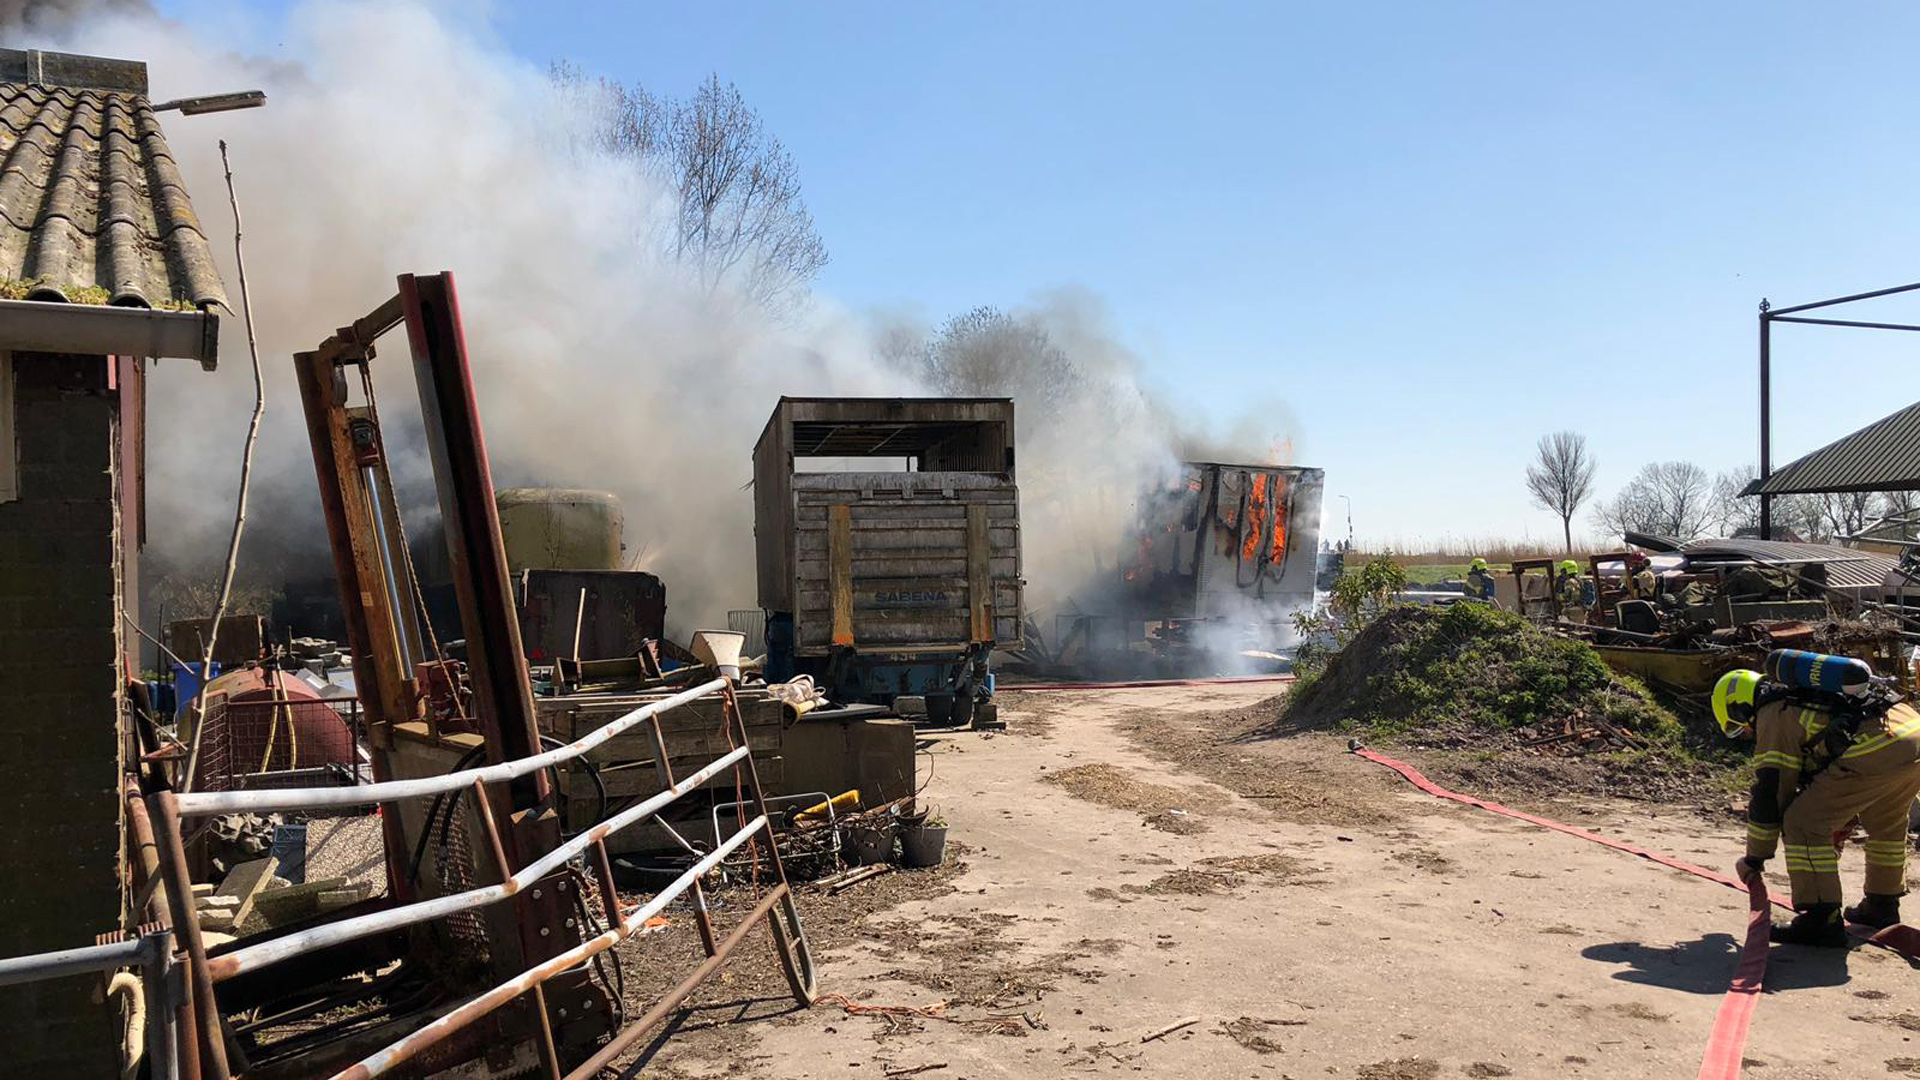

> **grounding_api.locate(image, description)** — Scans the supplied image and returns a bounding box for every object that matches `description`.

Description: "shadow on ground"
[1582,935,1853,994]
[612,995,804,1078]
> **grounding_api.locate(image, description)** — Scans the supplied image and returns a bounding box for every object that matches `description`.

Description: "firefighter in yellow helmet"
[1465,557,1496,603]
[1716,663,1920,945]
[1554,559,1590,622]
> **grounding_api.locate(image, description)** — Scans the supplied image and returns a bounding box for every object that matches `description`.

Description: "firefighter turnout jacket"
[1744,696,1920,907]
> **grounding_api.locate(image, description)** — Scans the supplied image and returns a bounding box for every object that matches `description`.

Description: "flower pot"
[847,824,894,866]
[900,823,948,868]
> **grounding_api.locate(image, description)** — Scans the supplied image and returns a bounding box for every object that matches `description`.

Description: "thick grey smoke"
[888,289,1306,629]
[41,1,912,632]
[38,1,1302,649]
[0,0,149,38]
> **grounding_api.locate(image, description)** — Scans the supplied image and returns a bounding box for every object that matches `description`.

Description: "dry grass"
[1358,1058,1441,1080]
[1041,763,1223,834]
[1350,544,1593,566]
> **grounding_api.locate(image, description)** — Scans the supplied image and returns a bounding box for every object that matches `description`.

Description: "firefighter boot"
[1844,893,1902,930]
[1771,903,1848,947]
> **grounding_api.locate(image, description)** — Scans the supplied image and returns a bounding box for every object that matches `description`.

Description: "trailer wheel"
[924,693,955,726]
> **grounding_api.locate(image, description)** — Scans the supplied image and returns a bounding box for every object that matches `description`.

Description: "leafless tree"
[552,66,827,310]
[1524,432,1596,554]
[1711,467,1761,536]
[1592,483,1659,542]
[1818,491,1883,539]
[1590,461,1712,542]
[1783,495,1832,542]
[921,306,1078,421]
[671,75,827,308]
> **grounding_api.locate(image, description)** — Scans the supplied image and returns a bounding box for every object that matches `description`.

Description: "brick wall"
[0,351,127,1076]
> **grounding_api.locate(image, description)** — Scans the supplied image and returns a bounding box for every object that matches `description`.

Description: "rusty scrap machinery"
[0,272,817,1080]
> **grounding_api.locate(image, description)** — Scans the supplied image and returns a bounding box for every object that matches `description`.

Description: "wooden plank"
[792,470,1012,492]
[794,503,1018,523]
[796,555,1021,580]
[798,582,1021,611]
[968,503,991,643]
[829,503,854,646]
[794,526,1018,554]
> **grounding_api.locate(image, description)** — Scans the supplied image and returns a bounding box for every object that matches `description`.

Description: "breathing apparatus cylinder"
[1764,649,1873,697]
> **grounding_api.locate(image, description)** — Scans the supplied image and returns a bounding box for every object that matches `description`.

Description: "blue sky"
[158,1,1920,549]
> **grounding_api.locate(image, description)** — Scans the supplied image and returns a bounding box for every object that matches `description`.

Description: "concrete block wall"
[0,351,127,1076]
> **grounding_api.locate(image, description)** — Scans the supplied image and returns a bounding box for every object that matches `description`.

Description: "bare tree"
[1819,491,1883,539]
[671,75,827,307]
[1592,483,1660,542]
[1590,461,1712,542]
[1775,494,1829,542]
[922,306,1077,421]
[552,66,827,310]
[1524,432,1596,554]
[1711,467,1760,536]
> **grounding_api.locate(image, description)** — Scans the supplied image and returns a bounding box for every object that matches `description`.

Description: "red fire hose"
[1350,747,1920,1080]
[1002,674,1296,692]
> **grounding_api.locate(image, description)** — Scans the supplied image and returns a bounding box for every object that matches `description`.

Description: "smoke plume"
[36,1,1301,648]
[36,2,910,633]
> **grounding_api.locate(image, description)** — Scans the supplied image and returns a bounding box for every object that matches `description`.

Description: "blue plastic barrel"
[170,660,223,719]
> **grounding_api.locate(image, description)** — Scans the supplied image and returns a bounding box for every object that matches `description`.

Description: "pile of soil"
[1275,604,1744,804]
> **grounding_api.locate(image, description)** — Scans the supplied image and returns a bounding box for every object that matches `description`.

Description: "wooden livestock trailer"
[753,397,1022,724]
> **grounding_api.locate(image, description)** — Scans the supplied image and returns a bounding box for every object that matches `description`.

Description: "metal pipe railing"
[0,937,144,988]
[332,815,771,1080]
[0,675,796,1080]
[0,928,179,1080]
[206,743,751,981]
[176,677,727,816]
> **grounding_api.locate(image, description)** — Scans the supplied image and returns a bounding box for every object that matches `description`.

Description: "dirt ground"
[604,682,1920,1080]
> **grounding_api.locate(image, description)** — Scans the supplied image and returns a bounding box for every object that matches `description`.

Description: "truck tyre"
[924,693,954,726]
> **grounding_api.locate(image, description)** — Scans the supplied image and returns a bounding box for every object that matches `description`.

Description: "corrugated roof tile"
[0,76,226,310]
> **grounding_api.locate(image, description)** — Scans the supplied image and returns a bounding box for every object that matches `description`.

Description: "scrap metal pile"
[0,275,846,1080]
[1514,536,1918,698]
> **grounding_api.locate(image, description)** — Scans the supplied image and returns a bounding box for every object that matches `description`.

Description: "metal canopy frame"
[1757,280,1920,538]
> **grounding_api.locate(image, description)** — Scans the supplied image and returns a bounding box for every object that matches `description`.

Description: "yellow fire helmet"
[1712,669,1763,737]
[1558,559,1579,576]
[1469,558,1489,572]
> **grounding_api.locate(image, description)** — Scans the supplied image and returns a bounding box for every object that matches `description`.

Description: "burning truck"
[1028,461,1326,675]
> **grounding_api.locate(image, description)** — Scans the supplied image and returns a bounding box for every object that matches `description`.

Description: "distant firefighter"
[1464,558,1497,602]
[1625,551,1659,601]
[1554,559,1592,621]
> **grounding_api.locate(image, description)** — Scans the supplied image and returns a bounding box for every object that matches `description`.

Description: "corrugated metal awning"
[1744,400,1920,496]
[1680,537,1911,592]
